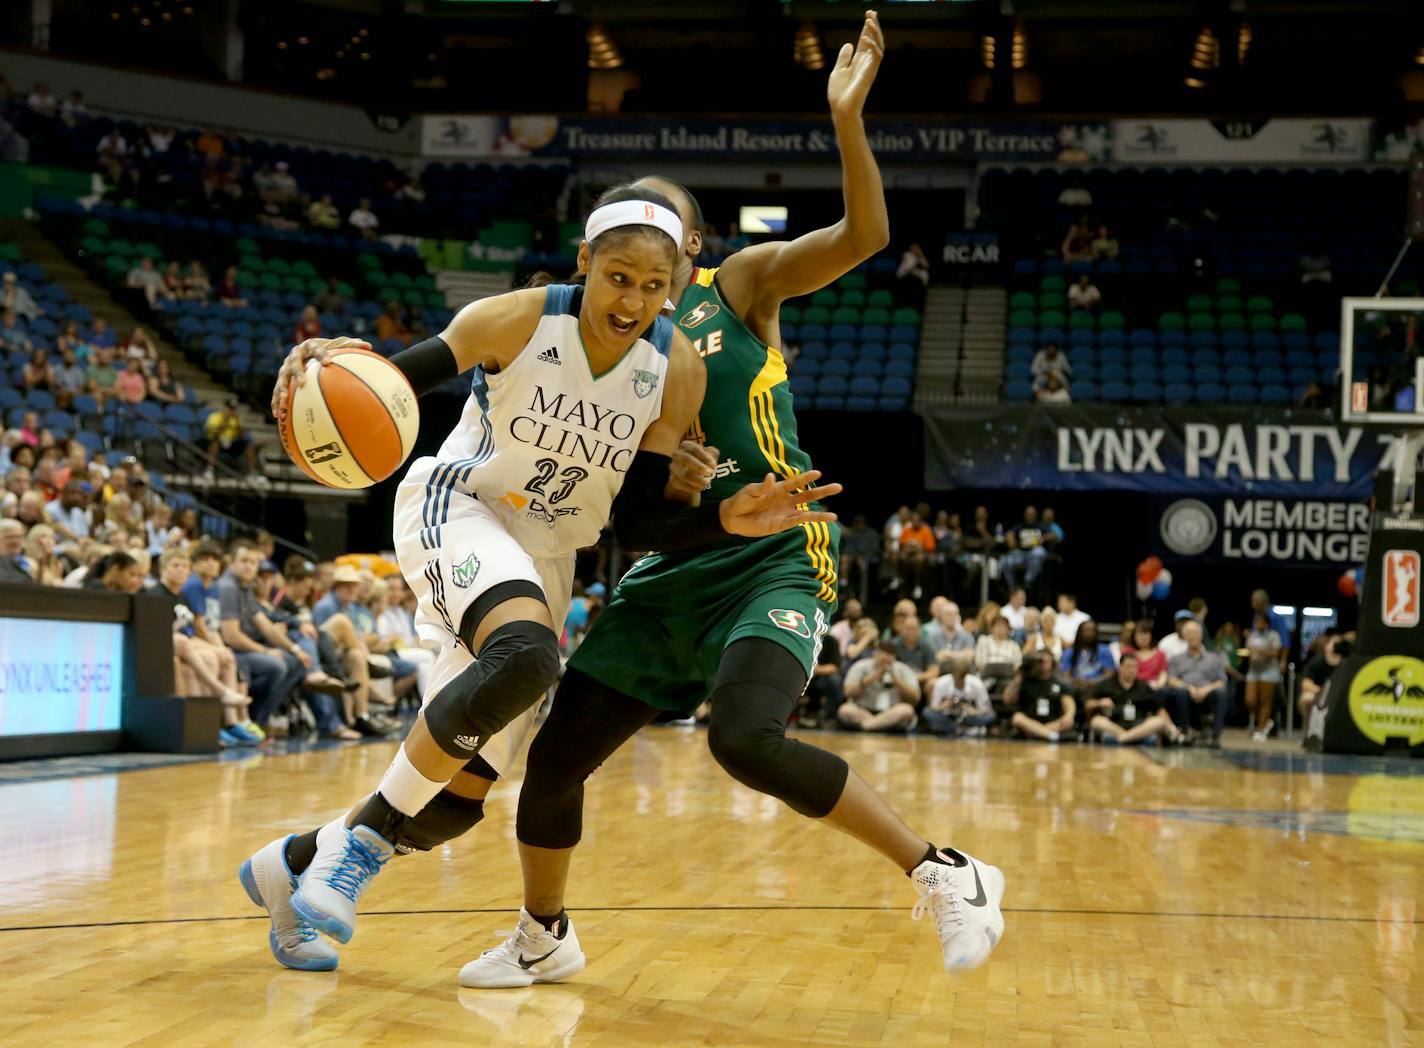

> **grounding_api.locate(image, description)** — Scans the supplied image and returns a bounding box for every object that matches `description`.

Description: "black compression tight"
[516,638,850,850]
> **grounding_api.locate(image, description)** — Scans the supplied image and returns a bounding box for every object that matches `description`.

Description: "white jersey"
[416,284,673,560]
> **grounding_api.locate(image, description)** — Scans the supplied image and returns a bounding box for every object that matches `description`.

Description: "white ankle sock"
[374,744,447,817]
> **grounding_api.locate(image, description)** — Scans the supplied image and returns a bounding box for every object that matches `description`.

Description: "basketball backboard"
[1339,297,1424,427]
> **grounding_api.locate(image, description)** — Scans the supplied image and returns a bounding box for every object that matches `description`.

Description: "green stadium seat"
[307,277,327,295]
[336,281,355,298]
[1188,312,1215,331]
[107,238,133,257]
[235,269,255,287]
[376,287,399,304]
[1187,294,1212,313]
[1218,313,1246,331]
[357,252,382,271]
[440,241,466,269]
[802,306,831,325]
[82,218,110,237]
[1247,295,1274,314]
[780,305,802,324]
[810,289,837,308]
[266,258,292,276]
[1068,311,1095,330]
[426,290,447,309]
[1279,313,1307,332]
[282,275,307,293]
[291,260,318,278]
[866,290,894,308]
[1159,312,1186,331]
[1010,309,1038,328]
[235,237,260,255]
[80,236,107,256]
[1250,313,1276,332]
[1216,296,1244,313]
[1038,309,1066,329]
[1214,277,1242,295]
[1098,311,1126,330]
[1009,291,1035,310]
[1038,292,1066,311]
[891,307,921,327]
[838,273,867,290]
[831,307,860,325]
[861,306,891,325]
[104,254,130,275]
[258,273,282,290]
[239,254,266,273]
[389,272,413,289]
[402,288,426,307]
[414,274,436,292]
[1039,275,1066,293]
[135,242,163,260]
[838,289,866,308]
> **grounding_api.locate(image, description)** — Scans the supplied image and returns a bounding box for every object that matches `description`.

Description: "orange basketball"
[278,348,420,489]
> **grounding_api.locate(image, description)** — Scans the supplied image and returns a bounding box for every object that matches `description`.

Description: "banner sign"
[420,114,1111,163]
[942,232,1000,265]
[922,405,1422,499]
[1110,118,1371,164]
[0,617,124,737]
[1151,495,1370,567]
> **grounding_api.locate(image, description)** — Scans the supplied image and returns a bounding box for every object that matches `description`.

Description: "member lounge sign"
[1153,496,1370,567]
[923,405,1419,499]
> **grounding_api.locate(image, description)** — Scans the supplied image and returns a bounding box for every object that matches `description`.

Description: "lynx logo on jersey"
[769,608,812,638]
[632,370,658,399]
[680,302,720,329]
[451,553,481,589]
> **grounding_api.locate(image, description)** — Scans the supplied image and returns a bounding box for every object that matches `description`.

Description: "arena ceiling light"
[586,23,624,69]
[1184,25,1220,89]
[1236,20,1252,66]
[980,30,996,69]
[794,24,825,70]
[1011,21,1028,71]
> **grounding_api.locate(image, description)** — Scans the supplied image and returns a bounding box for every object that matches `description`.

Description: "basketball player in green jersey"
[460,11,1007,989]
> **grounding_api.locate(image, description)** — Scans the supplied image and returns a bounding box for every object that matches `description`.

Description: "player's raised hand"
[827,11,884,120]
[271,336,373,419]
[718,470,841,538]
[667,441,719,501]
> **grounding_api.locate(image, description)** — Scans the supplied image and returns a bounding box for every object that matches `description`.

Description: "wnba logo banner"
[1383,550,1421,628]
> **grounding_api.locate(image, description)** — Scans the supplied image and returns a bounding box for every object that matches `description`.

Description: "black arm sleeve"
[390,336,460,397]
[610,451,735,552]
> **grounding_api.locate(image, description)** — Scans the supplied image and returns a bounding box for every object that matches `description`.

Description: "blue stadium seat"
[817,375,849,396]
[26,389,55,411]
[1187,330,1217,350]
[859,342,887,362]
[829,324,858,342]
[1251,332,1281,351]
[1259,384,1291,405]
[1285,349,1315,369]
[880,376,912,399]
[1224,366,1254,385]
[1223,350,1251,369]
[1099,381,1130,402]
[859,324,889,344]
[1097,329,1126,348]
[799,324,828,342]
[0,387,23,411]
[1128,329,1157,348]
[883,359,915,379]
[1099,365,1127,384]
[74,430,104,455]
[1068,329,1095,348]
[1226,385,1257,405]
[814,395,846,411]
[1038,327,1065,346]
[1220,331,1249,351]
[1288,366,1317,387]
[1131,381,1163,403]
[1074,363,1098,382]
[1162,364,1192,385]
[887,343,916,363]
[846,396,877,412]
[1099,348,1127,366]
[848,376,879,398]
[1005,380,1034,401]
[828,341,857,360]
[1258,367,1287,385]
[789,374,816,398]
[800,341,827,359]
[1314,332,1339,353]
[821,359,852,377]
[888,325,919,343]
[1197,382,1226,403]
[1164,382,1195,404]
[1073,381,1099,400]
[43,410,74,435]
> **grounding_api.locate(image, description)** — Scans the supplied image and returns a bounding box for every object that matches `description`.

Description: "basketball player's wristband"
[390,336,459,397]
[611,451,733,551]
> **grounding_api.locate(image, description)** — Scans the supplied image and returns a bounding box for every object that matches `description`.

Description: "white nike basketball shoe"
[459,908,587,988]
[910,848,1006,973]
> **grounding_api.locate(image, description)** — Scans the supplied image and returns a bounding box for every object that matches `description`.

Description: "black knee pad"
[424,620,561,759]
[394,790,485,854]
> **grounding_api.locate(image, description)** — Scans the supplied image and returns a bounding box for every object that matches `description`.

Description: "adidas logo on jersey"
[453,734,481,751]
[537,347,562,365]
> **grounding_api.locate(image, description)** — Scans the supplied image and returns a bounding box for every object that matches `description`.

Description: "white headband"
[584,199,684,250]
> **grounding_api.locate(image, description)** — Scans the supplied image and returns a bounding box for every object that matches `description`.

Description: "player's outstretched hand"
[667,441,719,501]
[827,10,884,121]
[719,470,841,538]
[271,336,373,420]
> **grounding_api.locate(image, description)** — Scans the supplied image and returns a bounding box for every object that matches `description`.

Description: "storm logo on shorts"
[451,553,481,589]
[632,369,658,399]
[769,608,812,638]
[303,441,344,464]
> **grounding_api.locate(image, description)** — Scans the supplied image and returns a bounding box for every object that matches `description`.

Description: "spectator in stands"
[1298,244,1332,286]
[897,510,936,600]
[1022,606,1064,664]
[1061,218,1094,263]
[896,243,931,287]
[1040,507,1063,549]
[161,262,186,300]
[844,616,880,667]
[799,626,842,728]
[22,347,56,396]
[311,566,400,736]
[127,257,174,307]
[295,305,322,345]
[55,319,86,360]
[1037,373,1071,403]
[924,597,974,657]
[89,317,116,349]
[125,327,158,366]
[147,358,185,405]
[973,614,1021,675]
[375,301,412,347]
[269,161,299,204]
[1090,224,1119,260]
[60,90,88,127]
[1000,506,1049,593]
[1,307,31,352]
[348,197,380,240]
[372,575,437,701]
[1122,619,1167,687]
[87,550,146,593]
[1299,632,1347,722]
[1158,609,1194,660]
[204,398,258,477]
[839,514,879,604]
[925,655,994,737]
[701,224,725,259]
[1249,589,1292,663]
[307,193,341,230]
[1162,620,1229,748]
[195,127,226,158]
[95,127,128,180]
[26,82,57,119]
[144,124,174,153]
[1243,611,1283,741]
[46,480,92,542]
[1062,619,1115,691]
[49,347,84,409]
[86,346,119,403]
[316,277,345,316]
[218,539,318,728]
[828,596,864,654]
[1,272,41,321]
[1054,593,1089,647]
[723,222,749,253]
[1058,180,1092,208]
[215,265,248,307]
[839,640,920,733]
[23,523,65,585]
[892,614,939,699]
[115,355,148,405]
[1004,650,1077,742]
[1085,652,1185,746]
[1067,274,1101,314]
[1031,343,1071,390]
[1001,587,1029,632]
[0,518,32,584]
[181,261,211,304]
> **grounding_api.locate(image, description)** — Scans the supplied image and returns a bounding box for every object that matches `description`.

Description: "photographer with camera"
[839,640,920,733]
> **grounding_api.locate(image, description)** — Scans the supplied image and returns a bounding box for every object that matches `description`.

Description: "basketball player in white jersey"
[238,184,841,971]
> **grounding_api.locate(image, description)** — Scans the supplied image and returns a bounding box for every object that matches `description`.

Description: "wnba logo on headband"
[584,200,684,248]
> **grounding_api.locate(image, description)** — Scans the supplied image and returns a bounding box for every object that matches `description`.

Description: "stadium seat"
[1005,380,1034,401]
[1099,381,1130,402]
[1073,380,1099,400]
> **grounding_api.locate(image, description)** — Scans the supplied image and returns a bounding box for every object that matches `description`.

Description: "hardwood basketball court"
[1,728,1421,1047]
